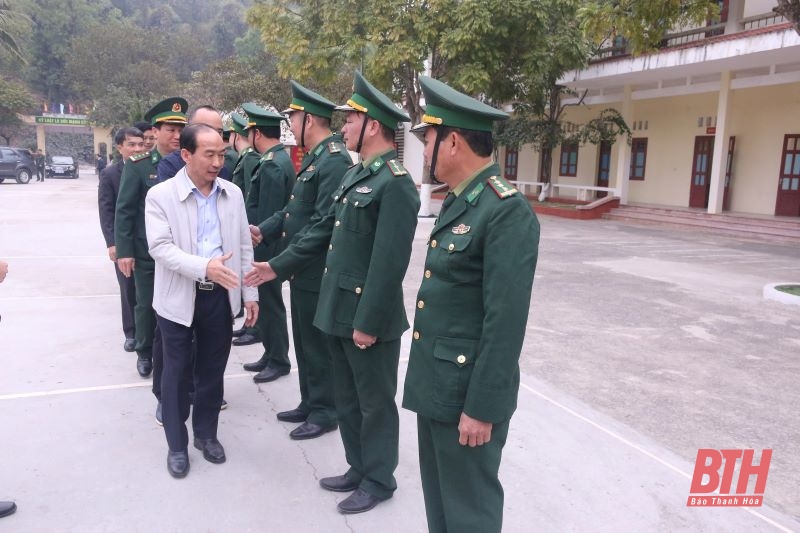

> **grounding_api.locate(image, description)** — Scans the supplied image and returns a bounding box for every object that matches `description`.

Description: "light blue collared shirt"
[187,174,224,259]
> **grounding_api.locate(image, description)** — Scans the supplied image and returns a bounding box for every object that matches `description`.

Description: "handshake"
[244,225,277,288]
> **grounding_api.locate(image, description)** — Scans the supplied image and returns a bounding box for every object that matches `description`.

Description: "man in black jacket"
[98,126,144,352]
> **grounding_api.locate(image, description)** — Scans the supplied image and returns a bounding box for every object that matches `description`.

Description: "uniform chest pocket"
[435,234,481,282]
[433,336,478,406]
[295,170,318,203]
[342,194,375,234]
[439,234,472,254]
[144,174,159,189]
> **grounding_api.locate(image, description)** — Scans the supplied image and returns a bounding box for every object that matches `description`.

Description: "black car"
[0,146,34,184]
[46,156,78,179]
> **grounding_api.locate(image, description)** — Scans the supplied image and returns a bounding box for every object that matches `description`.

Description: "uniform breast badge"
[451,223,471,235]
[356,186,373,194]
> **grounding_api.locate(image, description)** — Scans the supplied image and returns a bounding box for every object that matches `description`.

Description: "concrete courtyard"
[0,169,799,532]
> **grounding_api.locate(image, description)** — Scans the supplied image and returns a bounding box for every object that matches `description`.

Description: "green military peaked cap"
[335,71,410,129]
[412,76,508,133]
[241,102,287,128]
[282,81,336,119]
[144,97,189,126]
[229,112,248,135]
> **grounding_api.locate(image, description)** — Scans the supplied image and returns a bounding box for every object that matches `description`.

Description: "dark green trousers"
[290,285,336,427]
[132,258,155,358]
[256,279,289,371]
[327,336,400,500]
[417,415,510,533]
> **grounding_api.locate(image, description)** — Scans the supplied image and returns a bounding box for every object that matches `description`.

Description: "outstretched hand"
[206,252,239,290]
[244,261,277,287]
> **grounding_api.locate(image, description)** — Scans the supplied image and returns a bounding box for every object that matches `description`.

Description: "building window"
[559,142,578,177]
[630,138,648,181]
[504,147,518,180]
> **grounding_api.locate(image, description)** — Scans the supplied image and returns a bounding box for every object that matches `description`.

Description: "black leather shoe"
[155,402,163,426]
[277,408,308,423]
[123,338,136,352]
[194,437,226,464]
[232,333,260,346]
[253,366,289,383]
[231,327,247,338]
[337,488,385,514]
[167,450,189,479]
[290,421,337,440]
[0,501,16,518]
[320,474,359,493]
[136,356,152,377]
[243,355,270,372]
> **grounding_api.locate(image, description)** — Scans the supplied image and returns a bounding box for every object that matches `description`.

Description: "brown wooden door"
[723,136,735,211]
[596,140,611,198]
[504,147,518,181]
[689,136,714,208]
[775,134,800,217]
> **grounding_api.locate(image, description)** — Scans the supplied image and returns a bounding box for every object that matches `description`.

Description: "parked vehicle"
[46,156,78,179]
[0,146,35,184]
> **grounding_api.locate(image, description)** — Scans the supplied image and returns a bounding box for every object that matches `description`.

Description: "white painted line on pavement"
[0,294,119,301]
[0,372,265,401]
[519,382,792,532]
[1,255,107,259]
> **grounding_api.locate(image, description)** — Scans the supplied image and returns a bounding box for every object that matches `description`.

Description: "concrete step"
[610,206,800,230]
[603,207,800,243]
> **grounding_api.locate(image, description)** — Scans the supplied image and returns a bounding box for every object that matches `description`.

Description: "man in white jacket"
[145,123,258,478]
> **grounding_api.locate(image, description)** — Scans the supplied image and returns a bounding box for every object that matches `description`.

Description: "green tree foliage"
[247,0,458,125]
[65,20,178,125]
[579,0,719,54]
[0,76,35,144]
[774,0,800,34]
[19,0,122,102]
[0,0,28,62]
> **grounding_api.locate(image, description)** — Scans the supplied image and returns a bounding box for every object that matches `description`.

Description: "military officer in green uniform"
[240,103,295,382]
[229,111,264,344]
[402,77,540,533]
[249,81,352,439]
[246,72,419,514]
[222,121,237,179]
[115,97,188,385]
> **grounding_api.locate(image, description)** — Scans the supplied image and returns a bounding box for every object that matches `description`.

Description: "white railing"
[510,181,619,202]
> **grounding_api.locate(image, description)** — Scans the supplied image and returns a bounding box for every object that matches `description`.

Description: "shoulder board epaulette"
[261,152,274,161]
[487,175,518,199]
[328,142,343,154]
[129,152,149,162]
[386,159,407,176]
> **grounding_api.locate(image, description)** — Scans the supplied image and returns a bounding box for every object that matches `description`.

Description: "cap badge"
[356,186,373,194]
[172,102,182,112]
[452,224,471,235]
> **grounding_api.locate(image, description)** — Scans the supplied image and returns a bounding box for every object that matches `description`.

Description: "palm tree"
[0,0,26,62]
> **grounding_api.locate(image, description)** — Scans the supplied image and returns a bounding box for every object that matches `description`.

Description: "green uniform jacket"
[402,164,539,424]
[232,147,260,200]
[223,147,238,178]
[257,135,351,292]
[270,149,420,340]
[114,150,162,260]
[246,143,295,261]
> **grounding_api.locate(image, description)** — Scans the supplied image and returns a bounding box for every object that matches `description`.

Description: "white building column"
[613,85,633,204]
[708,70,732,214]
